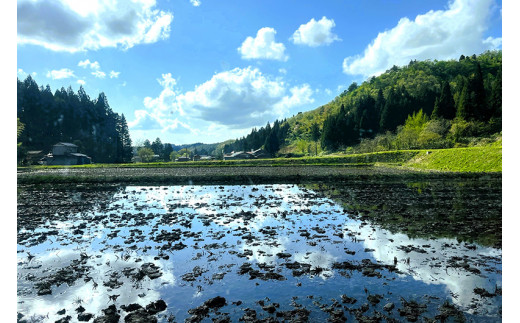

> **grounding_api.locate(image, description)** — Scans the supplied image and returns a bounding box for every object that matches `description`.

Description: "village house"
[249,148,269,159]
[223,151,255,160]
[223,148,269,160]
[193,154,214,161]
[41,142,92,165]
[175,156,191,162]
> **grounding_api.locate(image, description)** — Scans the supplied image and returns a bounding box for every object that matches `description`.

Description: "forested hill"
[17,76,133,164]
[223,50,502,155]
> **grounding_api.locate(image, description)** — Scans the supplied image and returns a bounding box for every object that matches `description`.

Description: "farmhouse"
[41,142,92,165]
[176,156,191,162]
[249,148,269,159]
[223,151,254,160]
[223,148,270,160]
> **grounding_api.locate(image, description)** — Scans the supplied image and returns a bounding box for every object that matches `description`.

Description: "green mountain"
[223,50,502,156]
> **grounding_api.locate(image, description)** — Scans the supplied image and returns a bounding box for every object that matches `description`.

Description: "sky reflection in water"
[17,184,501,322]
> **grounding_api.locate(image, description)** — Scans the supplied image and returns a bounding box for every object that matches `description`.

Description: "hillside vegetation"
[222,51,502,158]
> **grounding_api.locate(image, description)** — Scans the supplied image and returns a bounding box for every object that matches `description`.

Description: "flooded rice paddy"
[17,178,501,322]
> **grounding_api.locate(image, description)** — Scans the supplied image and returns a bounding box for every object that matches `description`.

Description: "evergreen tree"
[264,128,279,155]
[162,144,173,161]
[380,88,398,131]
[374,88,385,116]
[456,79,471,120]
[471,63,488,121]
[17,76,132,163]
[357,95,378,136]
[119,114,133,162]
[151,138,163,155]
[310,122,320,155]
[320,114,337,150]
[489,69,502,118]
[432,81,456,119]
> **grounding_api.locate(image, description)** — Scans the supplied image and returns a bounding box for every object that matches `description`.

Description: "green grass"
[18,150,419,169]
[18,146,501,173]
[404,146,502,172]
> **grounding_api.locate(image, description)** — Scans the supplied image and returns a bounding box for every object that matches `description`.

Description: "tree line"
[222,119,291,156]
[318,51,501,151]
[17,76,133,164]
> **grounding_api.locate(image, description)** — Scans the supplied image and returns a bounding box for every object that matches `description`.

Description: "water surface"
[17,181,501,322]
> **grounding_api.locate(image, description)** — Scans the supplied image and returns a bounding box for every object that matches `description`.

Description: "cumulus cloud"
[17,69,27,79]
[163,119,196,134]
[78,59,100,70]
[77,79,86,85]
[342,0,502,77]
[277,84,315,112]
[91,70,106,79]
[238,27,288,61]
[130,73,189,132]
[46,68,75,79]
[128,110,163,131]
[17,0,173,52]
[291,16,340,47]
[177,67,308,128]
[109,71,120,79]
[142,73,180,115]
[190,0,201,7]
[130,67,315,133]
[129,110,194,134]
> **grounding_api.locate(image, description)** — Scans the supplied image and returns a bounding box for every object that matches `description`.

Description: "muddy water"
[17,181,501,322]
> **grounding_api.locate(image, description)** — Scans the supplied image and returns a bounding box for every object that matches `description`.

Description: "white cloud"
[129,110,195,134]
[157,73,176,89]
[291,16,340,47]
[92,70,106,79]
[277,84,315,113]
[130,67,315,133]
[78,59,100,70]
[177,67,295,128]
[342,0,502,77]
[109,71,120,78]
[46,68,75,79]
[163,119,196,134]
[190,0,201,7]
[142,73,180,115]
[238,27,288,61]
[17,0,173,52]
[17,69,27,79]
[77,79,86,85]
[128,110,163,130]
[278,68,287,75]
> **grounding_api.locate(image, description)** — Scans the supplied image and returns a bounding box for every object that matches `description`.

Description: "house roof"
[69,153,90,158]
[228,151,247,157]
[54,142,78,147]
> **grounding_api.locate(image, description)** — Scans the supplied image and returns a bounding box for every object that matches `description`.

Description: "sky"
[16,0,503,145]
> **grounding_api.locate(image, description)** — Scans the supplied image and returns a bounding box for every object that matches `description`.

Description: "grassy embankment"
[18,145,501,173]
[402,146,501,172]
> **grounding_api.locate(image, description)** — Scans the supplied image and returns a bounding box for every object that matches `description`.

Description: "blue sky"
[16,0,502,145]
